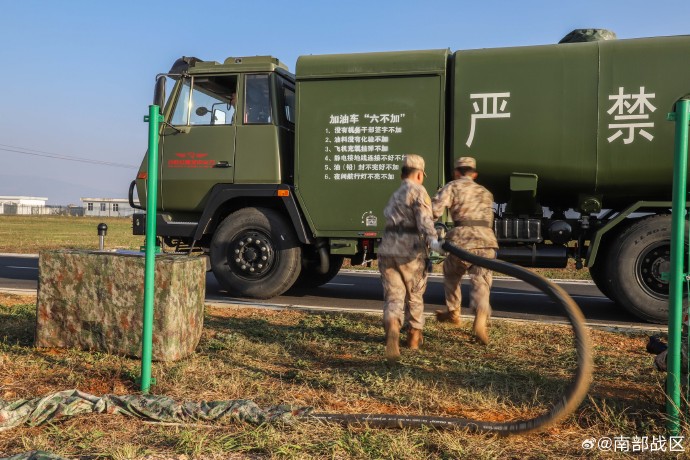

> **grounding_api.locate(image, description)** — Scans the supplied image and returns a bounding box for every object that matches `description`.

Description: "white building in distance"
[0,196,49,215]
[81,198,139,217]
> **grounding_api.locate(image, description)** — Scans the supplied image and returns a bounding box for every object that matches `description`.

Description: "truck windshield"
[170,75,238,126]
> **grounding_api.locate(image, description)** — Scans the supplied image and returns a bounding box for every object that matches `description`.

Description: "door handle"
[214,161,232,168]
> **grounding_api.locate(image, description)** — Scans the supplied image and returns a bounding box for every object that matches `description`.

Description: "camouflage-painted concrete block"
[35,250,205,361]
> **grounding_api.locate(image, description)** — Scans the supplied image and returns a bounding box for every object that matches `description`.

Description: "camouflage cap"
[456,156,477,169]
[402,154,427,176]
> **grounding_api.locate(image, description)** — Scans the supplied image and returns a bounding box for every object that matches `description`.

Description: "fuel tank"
[452,35,690,209]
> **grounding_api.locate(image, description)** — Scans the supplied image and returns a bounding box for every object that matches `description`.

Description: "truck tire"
[588,252,613,299]
[606,215,684,323]
[295,255,344,288]
[588,222,629,300]
[210,207,301,299]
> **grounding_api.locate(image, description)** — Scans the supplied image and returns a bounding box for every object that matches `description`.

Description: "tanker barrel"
[496,244,567,268]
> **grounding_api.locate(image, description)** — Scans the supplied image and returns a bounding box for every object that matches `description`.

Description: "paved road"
[0,254,40,291]
[0,254,657,329]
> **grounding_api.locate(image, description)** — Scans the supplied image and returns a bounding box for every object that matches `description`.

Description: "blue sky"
[1,0,688,204]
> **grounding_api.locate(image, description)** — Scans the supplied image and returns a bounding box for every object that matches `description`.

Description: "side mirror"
[195,106,210,117]
[153,75,166,108]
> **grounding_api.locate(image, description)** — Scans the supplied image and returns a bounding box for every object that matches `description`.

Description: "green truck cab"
[132,31,690,323]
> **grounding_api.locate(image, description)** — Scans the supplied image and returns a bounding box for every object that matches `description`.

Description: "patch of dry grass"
[0,293,683,459]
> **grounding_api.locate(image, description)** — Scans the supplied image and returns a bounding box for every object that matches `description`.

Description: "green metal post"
[667,98,690,434]
[140,104,163,394]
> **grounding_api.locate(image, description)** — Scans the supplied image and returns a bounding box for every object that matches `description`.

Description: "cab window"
[283,86,295,124]
[171,75,238,126]
[244,74,272,124]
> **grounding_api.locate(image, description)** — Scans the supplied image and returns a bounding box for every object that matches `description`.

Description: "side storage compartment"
[294,49,449,239]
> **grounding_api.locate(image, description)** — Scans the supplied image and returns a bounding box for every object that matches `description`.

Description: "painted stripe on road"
[492,290,609,301]
[340,269,595,285]
[0,288,36,295]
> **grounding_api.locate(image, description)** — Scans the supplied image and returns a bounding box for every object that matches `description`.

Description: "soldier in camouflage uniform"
[378,154,442,360]
[432,157,498,345]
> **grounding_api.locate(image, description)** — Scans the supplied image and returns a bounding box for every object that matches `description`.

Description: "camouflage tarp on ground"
[0,389,313,432]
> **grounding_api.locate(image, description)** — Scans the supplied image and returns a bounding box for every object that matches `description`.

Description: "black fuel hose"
[310,241,593,435]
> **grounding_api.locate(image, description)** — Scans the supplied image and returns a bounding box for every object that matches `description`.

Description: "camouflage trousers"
[378,254,428,330]
[443,248,496,316]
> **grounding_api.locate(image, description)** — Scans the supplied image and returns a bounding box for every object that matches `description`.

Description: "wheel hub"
[244,247,258,262]
[637,243,671,298]
[231,231,274,278]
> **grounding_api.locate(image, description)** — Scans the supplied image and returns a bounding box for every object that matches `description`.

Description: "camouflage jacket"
[432,176,498,249]
[377,179,437,258]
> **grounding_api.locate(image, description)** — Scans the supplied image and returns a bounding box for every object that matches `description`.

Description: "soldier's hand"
[430,239,446,255]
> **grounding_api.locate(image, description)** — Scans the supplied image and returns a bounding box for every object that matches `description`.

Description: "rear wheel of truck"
[606,215,684,323]
[588,250,613,299]
[210,207,301,299]
[588,222,628,300]
[295,255,344,288]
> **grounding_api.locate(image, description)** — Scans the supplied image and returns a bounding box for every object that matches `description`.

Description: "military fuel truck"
[131,32,690,323]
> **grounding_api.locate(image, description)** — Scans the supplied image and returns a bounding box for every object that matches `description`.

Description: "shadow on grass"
[0,305,141,394]
[0,305,35,347]
[0,302,656,420]
[203,311,587,411]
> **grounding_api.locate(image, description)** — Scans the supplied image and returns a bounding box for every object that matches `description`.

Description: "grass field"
[0,215,144,253]
[0,292,681,459]
[0,215,592,280]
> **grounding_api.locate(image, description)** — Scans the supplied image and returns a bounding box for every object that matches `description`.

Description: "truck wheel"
[588,222,629,300]
[606,215,684,323]
[588,252,613,299]
[295,255,344,288]
[210,207,301,299]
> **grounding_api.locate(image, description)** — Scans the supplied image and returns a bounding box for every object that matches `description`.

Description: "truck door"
[233,74,284,184]
[161,74,238,212]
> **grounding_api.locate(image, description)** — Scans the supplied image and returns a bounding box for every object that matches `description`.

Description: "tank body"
[452,35,690,209]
